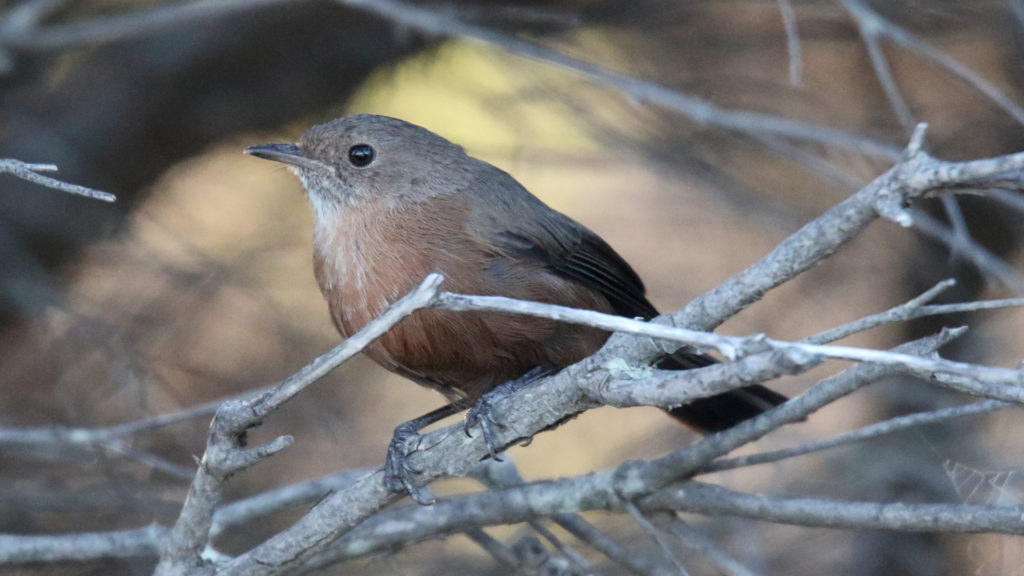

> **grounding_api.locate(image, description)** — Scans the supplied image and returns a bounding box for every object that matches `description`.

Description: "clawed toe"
[384,423,433,505]
[465,399,504,461]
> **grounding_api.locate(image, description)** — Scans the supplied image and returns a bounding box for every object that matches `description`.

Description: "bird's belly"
[361,306,609,401]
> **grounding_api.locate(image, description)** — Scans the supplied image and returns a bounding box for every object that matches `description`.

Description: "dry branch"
[0,158,115,201]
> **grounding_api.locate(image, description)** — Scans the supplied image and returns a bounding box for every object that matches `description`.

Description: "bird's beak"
[244,143,322,171]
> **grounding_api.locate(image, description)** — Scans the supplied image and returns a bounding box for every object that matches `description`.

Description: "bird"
[245,114,786,504]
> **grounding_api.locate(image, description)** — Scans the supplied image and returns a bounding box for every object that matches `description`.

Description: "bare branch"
[474,460,675,576]
[910,208,1024,292]
[101,439,196,480]
[842,0,915,131]
[987,188,1024,214]
[0,387,266,448]
[462,528,523,570]
[705,399,1012,473]
[435,290,1024,409]
[1014,0,1024,29]
[648,481,1024,534]
[838,0,1024,126]
[217,330,954,576]
[616,331,960,498]
[337,0,901,159]
[212,126,1024,573]
[807,278,956,344]
[236,451,1024,572]
[644,126,1024,338]
[155,274,445,576]
[652,513,758,576]
[775,0,802,86]
[624,503,690,575]
[0,158,115,201]
[0,0,294,52]
[211,469,373,538]
[0,525,168,564]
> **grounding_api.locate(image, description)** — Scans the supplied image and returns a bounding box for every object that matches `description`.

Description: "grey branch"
[338,0,900,159]
[210,469,373,538]
[652,513,758,576]
[624,503,691,575]
[616,331,960,499]
[227,443,1024,571]
[910,208,1024,293]
[13,132,1024,573]
[837,0,1024,126]
[0,525,168,563]
[218,326,954,576]
[154,274,445,576]
[0,0,294,53]
[675,124,1024,331]
[474,459,678,576]
[213,127,1024,574]
[775,0,802,86]
[0,387,265,448]
[648,482,1024,534]
[806,278,957,344]
[436,289,1024,405]
[0,158,115,201]
[842,0,915,131]
[705,399,1013,473]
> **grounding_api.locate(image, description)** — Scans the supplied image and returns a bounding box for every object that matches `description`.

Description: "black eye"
[347,144,375,167]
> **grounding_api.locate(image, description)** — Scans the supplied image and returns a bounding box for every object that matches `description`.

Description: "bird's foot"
[464,367,555,461]
[384,422,433,505]
[464,393,505,462]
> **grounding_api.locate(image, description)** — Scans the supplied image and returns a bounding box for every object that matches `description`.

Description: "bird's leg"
[464,366,558,461]
[386,402,466,505]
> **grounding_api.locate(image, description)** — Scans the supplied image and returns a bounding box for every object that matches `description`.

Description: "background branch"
[1,158,115,201]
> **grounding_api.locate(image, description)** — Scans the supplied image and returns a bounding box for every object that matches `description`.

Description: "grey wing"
[468,165,658,319]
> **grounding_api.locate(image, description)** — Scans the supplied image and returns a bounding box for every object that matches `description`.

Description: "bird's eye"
[347,144,375,167]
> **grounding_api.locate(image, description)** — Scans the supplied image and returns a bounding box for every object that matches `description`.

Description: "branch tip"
[907,122,929,156]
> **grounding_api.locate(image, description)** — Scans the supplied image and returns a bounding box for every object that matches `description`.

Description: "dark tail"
[656,348,788,432]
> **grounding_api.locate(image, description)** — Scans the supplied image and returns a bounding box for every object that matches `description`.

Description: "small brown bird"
[246,115,785,503]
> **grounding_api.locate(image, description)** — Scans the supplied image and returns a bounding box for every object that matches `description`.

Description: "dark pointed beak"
[244,143,322,170]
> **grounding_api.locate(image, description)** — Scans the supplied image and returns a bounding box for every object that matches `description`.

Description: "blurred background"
[2,1,1024,574]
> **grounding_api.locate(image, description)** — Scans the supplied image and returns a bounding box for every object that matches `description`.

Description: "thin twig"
[0,386,268,448]
[474,459,674,576]
[625,503,689,576]
[463,528,523,569]
[653,513,758,576]
[0,525,169,563]
[703,399,1012,473]
[838,0,1024,125]
[338,0,900,159]
[806,278,956,344]
[211,469,373,537]
[940,195,972,266]
[0,0,294,51]
[0,158,115,201]
[624,125,1024,358]
[156,274,445,576]
[647,481,1024,533]
[616,331,960,498]
[846,3,915,131]
[911,208,1024,293]
[775,0,802,86]
[525,519,592,573]
[987,188,1024,214]
[436,289,1024,406]
[101,440,196,480]
[1013,0,1024,29]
